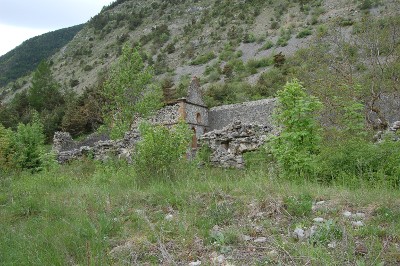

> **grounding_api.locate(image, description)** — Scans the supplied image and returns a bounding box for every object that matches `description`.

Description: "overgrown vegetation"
[0,1,400,264]
[0,112,46,172]
[134,121,192,180]
[0,60,66,141]
[1,158,400,264]
[269,79,322,178]
[101,44,162,139]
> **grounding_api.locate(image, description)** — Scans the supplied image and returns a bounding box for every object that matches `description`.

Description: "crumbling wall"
[208,98,276,131]
[54,129,140,164]
[148,104,181,125]
[200,120,275,168]
[53,105,182,163]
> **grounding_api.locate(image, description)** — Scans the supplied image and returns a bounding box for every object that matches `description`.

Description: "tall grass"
[1,155,400,264]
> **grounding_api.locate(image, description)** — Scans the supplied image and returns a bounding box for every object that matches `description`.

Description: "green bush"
[191,52,216,65]
[358,0,380,10]
[270,21,279,30]
[243,33,256,43]
[246,57,272,69]
[204,82,253,107]
[219,43,236,61]
[310,220,343,245]
[134,121,192,179]
[0,125,12,169]
[101,44,162,139]
[254,68,287,97]
[261,40,274,50]
[269,79,322,178]
[316,139,400,187]
[8,113,46,171]
[296,28,312,38]
[276,29,291,47]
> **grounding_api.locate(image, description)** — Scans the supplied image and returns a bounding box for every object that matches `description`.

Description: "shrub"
[310,220,343,246]
[276,29,291,47]
[316,139,400,186]
[0,125,12,169]
[260,40,274,50]
[269,79,323,178]
[243,33,256,43]
[255,67,286,96]
[134,121,192,179]
[296,28,312,38]
[191,52,216,65]
[270,21,279,30]
[8,113,46,171]
[338,18,354,27]
[219,43,236,61]
[358,0,380,10]
[246,57,272,69]
[165,43,175,54]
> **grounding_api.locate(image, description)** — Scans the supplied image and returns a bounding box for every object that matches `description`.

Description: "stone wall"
[54,129,140,164]
[53,132,110,153]
[186,77,204,106]
[184,103,209,138]
[200,120,275,168]
[53,105,182,163]
[148,104,181,125]
[208,98,277,131]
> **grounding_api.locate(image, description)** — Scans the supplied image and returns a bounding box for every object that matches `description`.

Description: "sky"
[0,0,114,56]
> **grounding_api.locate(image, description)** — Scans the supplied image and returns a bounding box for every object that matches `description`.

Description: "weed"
[283,193,313,217]
[310,219,343,246]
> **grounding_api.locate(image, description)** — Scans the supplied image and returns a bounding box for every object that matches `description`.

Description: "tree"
[28,60,63,112]
[269,79,322,178]
[101,44,162,139]
[288,15,400,131]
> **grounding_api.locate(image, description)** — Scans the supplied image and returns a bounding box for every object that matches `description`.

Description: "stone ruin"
[53,129,140,164]
[199,121,275,168]
[52,77,278,168]
[52,74,400,168]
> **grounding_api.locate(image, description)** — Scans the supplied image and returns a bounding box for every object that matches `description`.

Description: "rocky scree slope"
[1,0,399,104]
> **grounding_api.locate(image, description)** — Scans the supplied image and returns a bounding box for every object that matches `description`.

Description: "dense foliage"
[0,61,66,141]
[0,112,46,172]
[269,80,322,178]
[101,44,162,139]
[134,121,192,179]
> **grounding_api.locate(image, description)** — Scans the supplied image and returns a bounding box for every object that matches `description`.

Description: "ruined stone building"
[53,77,277,168]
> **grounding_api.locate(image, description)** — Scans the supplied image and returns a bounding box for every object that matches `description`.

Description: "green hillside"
[0,24,84,87]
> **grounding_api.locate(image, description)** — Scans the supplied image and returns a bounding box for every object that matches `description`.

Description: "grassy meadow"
[1,159,399,265]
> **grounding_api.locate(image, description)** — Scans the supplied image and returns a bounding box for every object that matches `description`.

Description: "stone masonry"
[200,121,275,168]
[53,77,277,167]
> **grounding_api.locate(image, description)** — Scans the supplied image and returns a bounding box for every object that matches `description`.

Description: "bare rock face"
[200,120,275,168]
